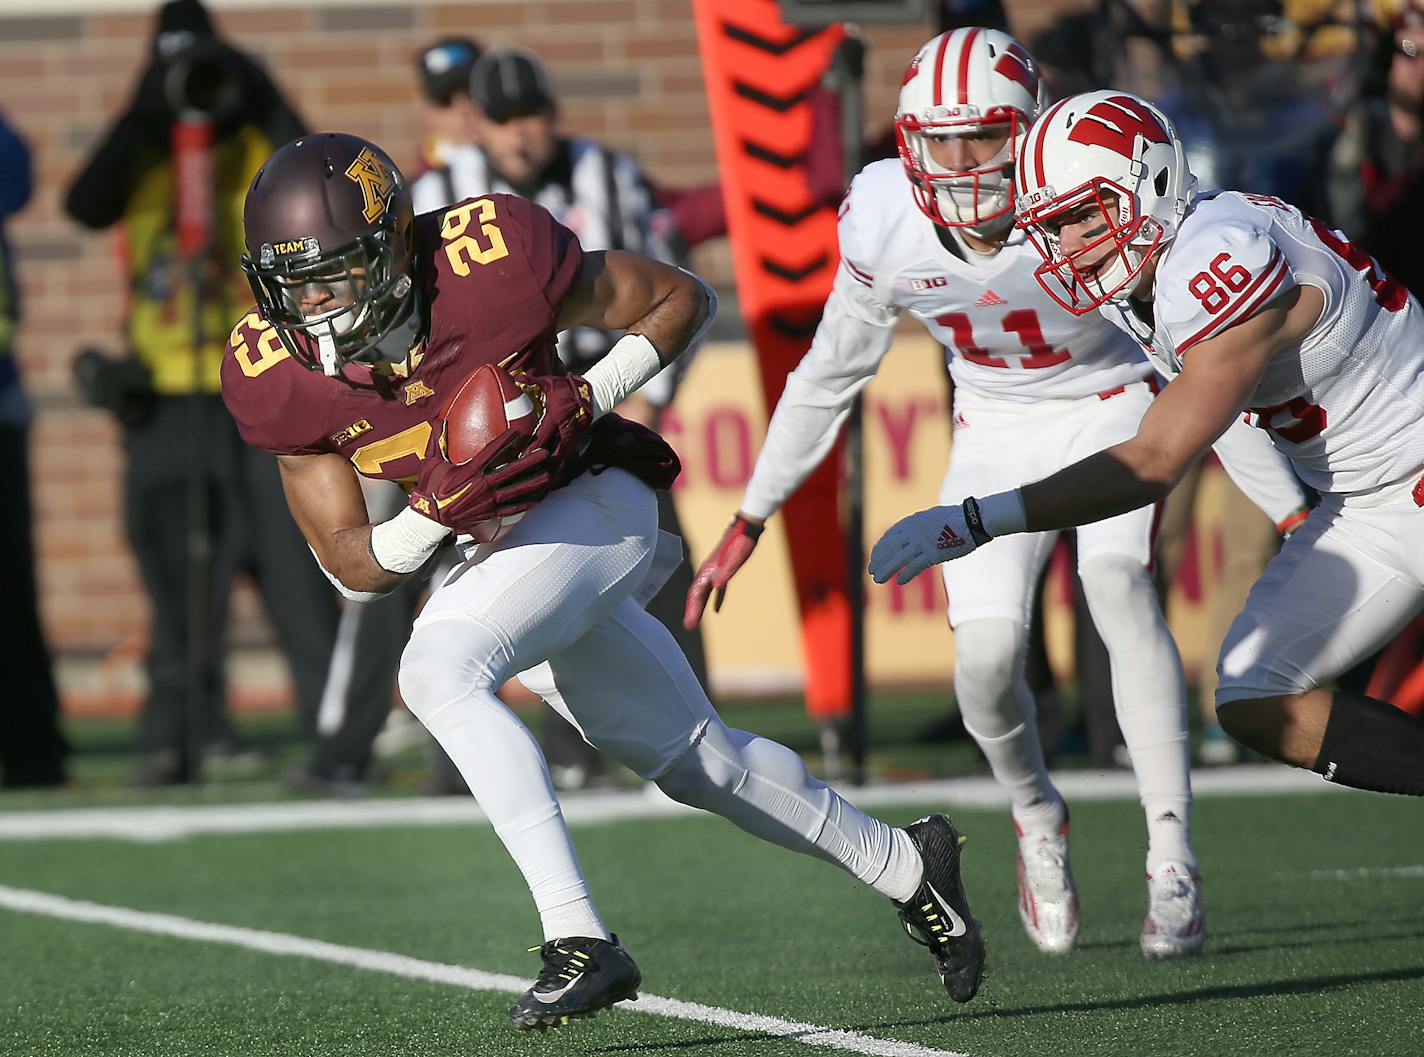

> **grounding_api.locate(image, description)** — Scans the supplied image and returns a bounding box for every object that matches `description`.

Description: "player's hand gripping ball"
[435,363,546,544]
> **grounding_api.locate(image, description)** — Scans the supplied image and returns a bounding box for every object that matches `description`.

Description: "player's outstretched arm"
[685,278,897,628]
[1017,283,1321,532]
[869,283,1322,585]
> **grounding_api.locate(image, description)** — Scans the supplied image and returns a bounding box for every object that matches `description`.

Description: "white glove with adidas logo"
[868,503,981,585]
[870,492,1028,585]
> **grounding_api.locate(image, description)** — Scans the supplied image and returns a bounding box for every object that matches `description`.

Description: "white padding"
[370,505,451,574]
[308,546,386,603]
[585,332,664,419]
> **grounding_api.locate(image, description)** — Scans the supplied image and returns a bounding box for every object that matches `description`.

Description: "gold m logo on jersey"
[345,147,395,224]
[403,380,435,406]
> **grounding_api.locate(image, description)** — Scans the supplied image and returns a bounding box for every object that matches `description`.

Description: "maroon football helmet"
[241,132,418,373]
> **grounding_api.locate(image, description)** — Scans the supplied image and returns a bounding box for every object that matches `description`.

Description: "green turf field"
[2,785,1421,1057]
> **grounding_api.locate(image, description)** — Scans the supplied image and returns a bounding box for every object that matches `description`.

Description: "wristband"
[584,332,665,419]
[962,497,993,547]
[1276,506,1309,536]
[732,514,765,541]
[370,505,452,574]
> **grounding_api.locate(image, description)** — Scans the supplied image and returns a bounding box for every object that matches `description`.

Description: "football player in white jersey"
[871,89,1424,799]
[688,30,1300,957]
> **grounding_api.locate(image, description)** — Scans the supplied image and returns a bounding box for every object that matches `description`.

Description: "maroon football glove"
[518,372,596,478]
[408,427,553,533]
[684,515,764,630]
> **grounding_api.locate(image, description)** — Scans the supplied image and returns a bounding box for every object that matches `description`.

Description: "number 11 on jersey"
[936,308,1071,370]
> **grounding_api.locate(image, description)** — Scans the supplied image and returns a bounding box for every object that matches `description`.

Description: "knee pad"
[952,618,1027,736]
[1078,553,1155,617]
[398,618,510,721]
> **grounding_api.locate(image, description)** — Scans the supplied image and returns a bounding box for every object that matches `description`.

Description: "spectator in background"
[413,35,483,176]
[63,0,340,786]
[1328,2,1424,298]
[0,110,69,790]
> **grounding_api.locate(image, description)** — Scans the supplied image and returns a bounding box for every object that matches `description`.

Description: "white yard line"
[0,884,971,1057]
[1280,865,1424,881]
[0,765,1342,843]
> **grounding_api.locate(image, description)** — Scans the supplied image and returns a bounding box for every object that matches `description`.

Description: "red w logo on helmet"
[1067,96,1169,160]
[992,42,1037,95]
[902,53,922,87]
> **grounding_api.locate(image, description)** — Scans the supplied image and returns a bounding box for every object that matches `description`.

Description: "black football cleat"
[508,935,641,1031]
[894,814,986,1003]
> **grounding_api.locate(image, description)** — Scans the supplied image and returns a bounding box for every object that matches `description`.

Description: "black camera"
[163,39,244,120]
[73,348,157,428]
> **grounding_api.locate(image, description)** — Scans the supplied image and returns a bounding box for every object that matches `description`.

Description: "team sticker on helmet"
[345,146,396,224]
[259,236,321,267]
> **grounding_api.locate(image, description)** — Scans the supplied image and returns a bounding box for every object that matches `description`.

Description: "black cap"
[153,0,216,60]
[417,36,482,105]
[470,47,555,123]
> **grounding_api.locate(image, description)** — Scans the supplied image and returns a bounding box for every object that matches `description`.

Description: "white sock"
[656,721,924,902]
[1078,554,1196,873]
[1012,796,1067,838]
[399,620,611,943]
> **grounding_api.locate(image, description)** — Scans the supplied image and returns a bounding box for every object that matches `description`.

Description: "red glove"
[408,427,552,533]
[519,372,595,478]
[684,515,763,629]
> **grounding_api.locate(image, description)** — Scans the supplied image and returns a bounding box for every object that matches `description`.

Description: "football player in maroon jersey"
[222,133,985,1028]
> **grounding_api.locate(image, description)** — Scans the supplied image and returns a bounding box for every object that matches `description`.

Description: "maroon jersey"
[221,194,584,485]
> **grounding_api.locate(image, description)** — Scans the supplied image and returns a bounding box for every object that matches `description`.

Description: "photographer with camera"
[63,0,342,786]
[0,109,68,790]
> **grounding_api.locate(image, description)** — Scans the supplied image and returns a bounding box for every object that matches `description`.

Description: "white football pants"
[1218,470,1424,703]
[397,468,920,939]
[940,382,1192,863]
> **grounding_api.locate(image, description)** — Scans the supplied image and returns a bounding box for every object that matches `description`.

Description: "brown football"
[441,363,538,467]
[440,364,540,546]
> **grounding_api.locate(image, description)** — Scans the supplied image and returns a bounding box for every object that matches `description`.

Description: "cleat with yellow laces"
[894,814,986,1002]
[508,935,641,1031]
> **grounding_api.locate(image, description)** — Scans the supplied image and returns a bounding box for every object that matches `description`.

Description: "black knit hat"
[470,48,555,123]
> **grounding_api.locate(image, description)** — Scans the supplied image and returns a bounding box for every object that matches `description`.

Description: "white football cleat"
[1140,861,1205,958]
[1014,816,1079,955]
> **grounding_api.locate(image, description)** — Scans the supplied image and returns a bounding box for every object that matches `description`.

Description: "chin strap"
[317,331,341,377]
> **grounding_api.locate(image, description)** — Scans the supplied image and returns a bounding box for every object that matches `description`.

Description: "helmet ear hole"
[1154,168,1169,197]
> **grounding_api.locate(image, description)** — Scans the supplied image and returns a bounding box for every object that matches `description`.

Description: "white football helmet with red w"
[895,27,1045,235]
[1015,90,1198,315]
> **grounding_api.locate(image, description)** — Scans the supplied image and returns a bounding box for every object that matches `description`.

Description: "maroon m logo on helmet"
[1067,96,1169,160]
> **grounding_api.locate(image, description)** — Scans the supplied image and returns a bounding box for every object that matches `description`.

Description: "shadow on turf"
[586,965,1424,1052]
[869,964,1424,1027]
[1072,914,1424,954]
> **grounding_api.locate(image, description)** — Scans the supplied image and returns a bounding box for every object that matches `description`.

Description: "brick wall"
[0,0,1085,689]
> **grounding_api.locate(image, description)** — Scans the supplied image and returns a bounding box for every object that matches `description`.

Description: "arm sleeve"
[739,266,899,520]
[1209,414,1309,528]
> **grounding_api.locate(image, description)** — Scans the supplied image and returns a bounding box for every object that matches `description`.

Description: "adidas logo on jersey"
[975,289,1007,307]
[937,525,968,550]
